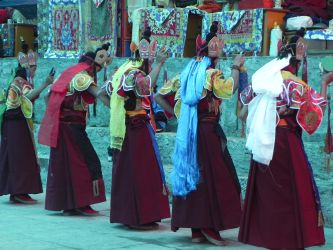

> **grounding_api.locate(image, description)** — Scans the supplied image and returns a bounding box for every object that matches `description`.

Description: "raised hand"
[322,72,333,86]
[233,54,245,67]
[156,48,168,64]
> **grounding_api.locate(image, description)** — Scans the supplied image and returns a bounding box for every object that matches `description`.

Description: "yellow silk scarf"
[110,59,143,150]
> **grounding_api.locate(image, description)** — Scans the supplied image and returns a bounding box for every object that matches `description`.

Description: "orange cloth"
[126,109,147,116]
[277,118,288,127]
[197,0,221,13]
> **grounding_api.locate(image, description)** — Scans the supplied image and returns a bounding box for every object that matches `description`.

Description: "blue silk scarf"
[171,57,211,196]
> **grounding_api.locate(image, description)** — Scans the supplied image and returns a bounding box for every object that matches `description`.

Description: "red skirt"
[0,108,42,195]
[110,115,170,225]
[238,123,325,249]
[171,118,242,231]
[45,111,105,211]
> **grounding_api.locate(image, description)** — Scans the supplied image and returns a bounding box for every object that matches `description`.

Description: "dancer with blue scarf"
[155,22,245,246]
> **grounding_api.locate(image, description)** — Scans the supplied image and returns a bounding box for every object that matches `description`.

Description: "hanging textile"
[92,0,105,8]
[132,7,205,57]
[127,0,153,22]
[45,0,82,58]
[82,0,118,55]
[37,0,50,56]
[202,8,263,55]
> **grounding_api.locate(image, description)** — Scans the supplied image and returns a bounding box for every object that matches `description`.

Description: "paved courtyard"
[0,193,332,250]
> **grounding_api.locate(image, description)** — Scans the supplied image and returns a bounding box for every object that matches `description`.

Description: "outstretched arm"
[26,75,54,101]
[88,85,110,108]
[238,105,248,122]
[148,51,168,87]
[320,72,333,113]
[231,55,245,94]
[97,87,111,106]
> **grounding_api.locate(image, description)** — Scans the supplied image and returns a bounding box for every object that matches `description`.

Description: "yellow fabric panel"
[6,87,20,109]
[110,59,144,150]
[281,70,310,110]
[6,78,33,118]
[281,70,307,86]
[205,69,234,99]
[174,88,181,100]
[174,90,205,118]
[174,99,181,119]
[26,118,34,131]
[201,89,207,99]
[213,76,234,99]
[22,84,32,96]
[71,72,95,92]
[204,69,216,91]
[21,96,33,119]
[158,74,180,96]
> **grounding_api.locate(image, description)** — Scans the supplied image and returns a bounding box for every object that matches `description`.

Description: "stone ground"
[0,193,332,250]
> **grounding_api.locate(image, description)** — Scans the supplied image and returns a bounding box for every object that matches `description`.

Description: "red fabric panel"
[238,0,274,10]
[38,62,91,147]
[283,0,326,8]
[164,94,176,119]
[0,9,8,24]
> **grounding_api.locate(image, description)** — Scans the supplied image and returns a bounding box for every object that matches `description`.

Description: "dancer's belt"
[60,109,86,124]
[198,113,218,123]
[126,109,147,116]
[277,118,288,127]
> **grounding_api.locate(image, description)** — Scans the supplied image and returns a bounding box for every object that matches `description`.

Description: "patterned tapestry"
[202,9,263,55]
[305,29,333,41]
[82,0,118,55]
[37,0,50,56]
[0,24,14,57]
[92,0,105,8]
[45,0,82,58]
[132,7,205,57]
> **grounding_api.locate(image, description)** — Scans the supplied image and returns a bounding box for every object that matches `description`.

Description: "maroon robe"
[45,92,106,211]
[0,108,42,196]
[110,114,170,225]
[238,116,325,249]
[171,96,242,231]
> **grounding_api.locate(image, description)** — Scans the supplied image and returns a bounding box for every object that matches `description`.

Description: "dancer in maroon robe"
[99,27,170,230]
[38,44,111,216]
[0,40,53,204]
[155,22,244,246]
[238,31,331,250]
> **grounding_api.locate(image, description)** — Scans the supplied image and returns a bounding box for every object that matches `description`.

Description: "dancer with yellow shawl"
[99,27,170,230]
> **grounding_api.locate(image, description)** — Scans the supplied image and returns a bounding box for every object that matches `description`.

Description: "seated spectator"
[151,95,168,132]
